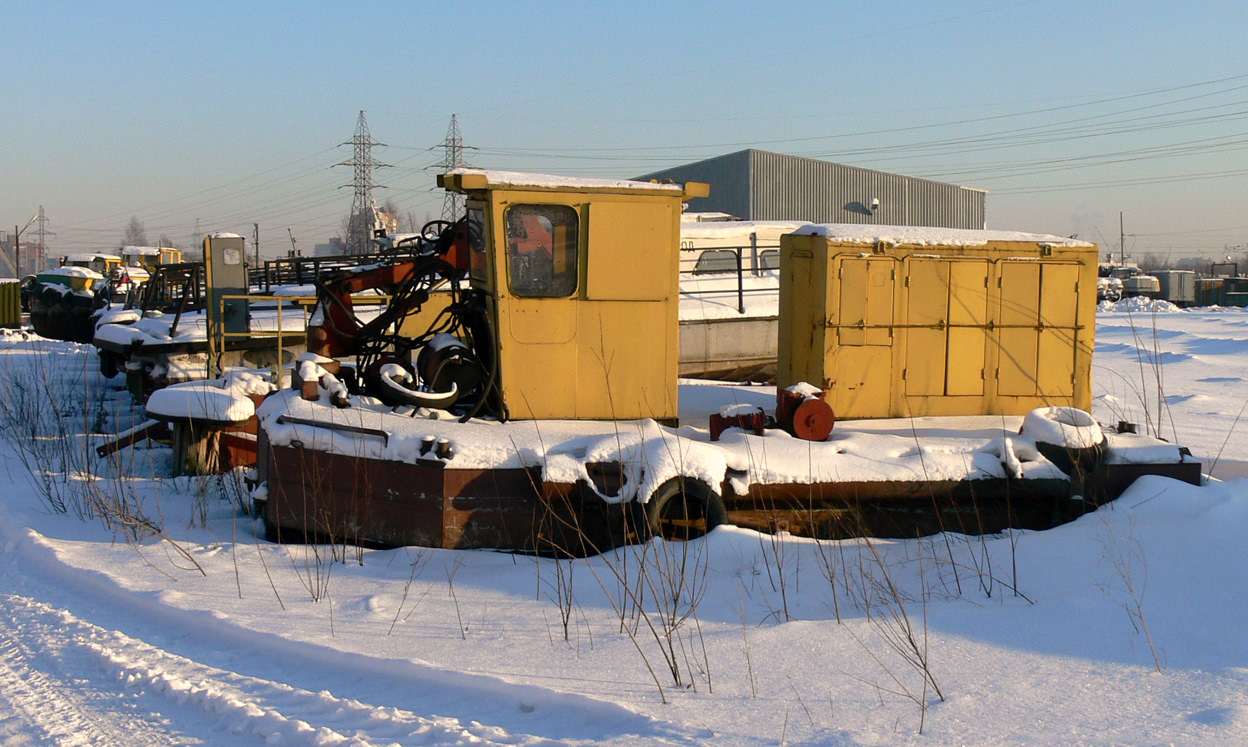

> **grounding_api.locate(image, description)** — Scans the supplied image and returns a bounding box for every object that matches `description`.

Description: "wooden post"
[171,422,221,476]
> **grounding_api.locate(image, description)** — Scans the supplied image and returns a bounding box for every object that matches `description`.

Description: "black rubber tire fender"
[99,351,119,378]
[644,477,727,541]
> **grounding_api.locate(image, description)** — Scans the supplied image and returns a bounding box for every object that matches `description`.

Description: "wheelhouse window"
[466,206,488,283]
[505,204,578,297]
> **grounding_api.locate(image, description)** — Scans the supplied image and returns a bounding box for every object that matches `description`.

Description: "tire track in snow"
[4,593,554,746]
[0,595,172,747]
[86,634,551,746]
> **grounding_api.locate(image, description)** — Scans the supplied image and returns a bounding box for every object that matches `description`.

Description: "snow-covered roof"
[444,168,687,193]
[682,212,741,222]
[120,246,167,255]
[62,253,120,262]
[209,232,245,240]
[793,224,1095,248]
[681,220,810,241]
[41,266,105,280]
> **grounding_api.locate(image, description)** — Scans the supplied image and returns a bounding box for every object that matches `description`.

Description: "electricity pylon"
[336,111,388,253]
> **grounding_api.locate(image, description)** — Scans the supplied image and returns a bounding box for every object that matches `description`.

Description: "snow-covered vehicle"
[21,261,114,342]
[1102,263,1160,299]
[1097,274,1123,303]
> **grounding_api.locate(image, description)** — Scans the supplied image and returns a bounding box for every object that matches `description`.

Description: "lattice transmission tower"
[35,206,54,269]
[336,111,388,254]
[435,115,473,222]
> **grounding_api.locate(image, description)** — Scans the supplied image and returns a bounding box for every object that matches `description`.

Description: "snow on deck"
[259,382,1082,506]
[94,306,315,347]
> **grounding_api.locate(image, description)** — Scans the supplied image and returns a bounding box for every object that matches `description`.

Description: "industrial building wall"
[643,150,753,218]
[750,151,985,228]
[641,149,986,229]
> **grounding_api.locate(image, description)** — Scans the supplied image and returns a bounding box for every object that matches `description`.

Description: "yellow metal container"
[777,227,1098,418]
[0,280,20,328]
[439,171,708,422]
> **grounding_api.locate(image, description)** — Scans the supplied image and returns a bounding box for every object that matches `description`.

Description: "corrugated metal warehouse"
[640,149,986,229]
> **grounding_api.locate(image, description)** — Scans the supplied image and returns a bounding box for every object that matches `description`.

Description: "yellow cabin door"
[1037,263,1080,400]
[996,262,1041,397]
[905,259,989,399]
[945,260,989,396]
[904,259,948,397]
[497,203,582,419]
[833,256,895,418]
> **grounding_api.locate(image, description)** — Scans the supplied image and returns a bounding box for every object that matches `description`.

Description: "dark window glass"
[505,204,578,297]
[693,249,739,275]
[759,249,780,271]
[467,207,488,282]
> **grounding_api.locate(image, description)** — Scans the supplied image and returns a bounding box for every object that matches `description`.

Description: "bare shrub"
[1095,517,1163,673]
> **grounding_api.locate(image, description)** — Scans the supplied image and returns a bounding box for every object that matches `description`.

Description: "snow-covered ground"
[0,301,1246,745]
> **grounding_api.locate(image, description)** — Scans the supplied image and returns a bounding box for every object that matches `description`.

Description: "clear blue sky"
[4,0,1247,261]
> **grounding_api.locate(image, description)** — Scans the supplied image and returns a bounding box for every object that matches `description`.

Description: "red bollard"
[775,386,835,441]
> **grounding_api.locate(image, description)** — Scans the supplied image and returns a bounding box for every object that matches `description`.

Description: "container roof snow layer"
[793,223,1094,248]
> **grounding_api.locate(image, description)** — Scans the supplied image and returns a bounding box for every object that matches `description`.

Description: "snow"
[1100,295,1184,313]
[680,219,808,241]
[1020,406,1105,449]
[445,168,687,192]
[679,273,781,320]
[1,308,1248,744]
[94,306,313,347]
[794,223,1095,247]
[40,266,104,281]
[718,402,764,418]
[95,307,142,326]
[785,381,824,398]
[62,253,121,263]
[145,378,261,423]
[269,284,320,296]
[260,387,1099,500]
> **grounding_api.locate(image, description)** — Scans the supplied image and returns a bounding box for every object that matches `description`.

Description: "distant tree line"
[119,217,180,253]
[336,200,432,255]
[1135,252,1248,275]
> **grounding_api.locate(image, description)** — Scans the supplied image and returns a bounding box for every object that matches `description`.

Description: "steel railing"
[678,243,781,315]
